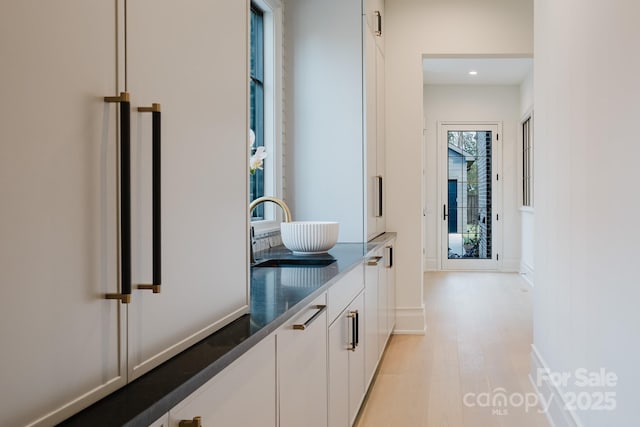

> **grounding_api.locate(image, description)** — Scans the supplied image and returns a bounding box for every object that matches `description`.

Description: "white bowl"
[280,221,339,254]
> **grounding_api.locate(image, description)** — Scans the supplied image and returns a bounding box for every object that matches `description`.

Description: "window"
[249,0,283,229]
[522,115,533,207]
[250,5,265,219]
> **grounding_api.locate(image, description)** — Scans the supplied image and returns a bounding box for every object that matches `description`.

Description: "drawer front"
[327,265,364,323]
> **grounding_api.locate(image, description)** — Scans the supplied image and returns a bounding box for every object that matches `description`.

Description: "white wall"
[533,0,640,425]
[385,0,533,332]
[283,0,364,242]
[520,70,535,284]
[423,85,521,271]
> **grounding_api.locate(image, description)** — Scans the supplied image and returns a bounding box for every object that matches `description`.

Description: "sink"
[280,221,339,254]
[252,258,336,268]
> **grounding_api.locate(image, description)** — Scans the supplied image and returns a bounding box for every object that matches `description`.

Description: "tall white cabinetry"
[365,1,387,241]
[0,1,249,425]
[284,0,386,242]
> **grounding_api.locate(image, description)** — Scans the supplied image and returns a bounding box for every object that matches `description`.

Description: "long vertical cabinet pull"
[375,175,384,218]
[137,104,162,294]
[348,310,359,351]
[105,92,133,304]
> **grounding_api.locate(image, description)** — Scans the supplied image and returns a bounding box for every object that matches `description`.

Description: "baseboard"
[530,345,584,427]
[424,256,438,271]
[520,261,535,286]
[501,257,520,272]
[393,306,426,334]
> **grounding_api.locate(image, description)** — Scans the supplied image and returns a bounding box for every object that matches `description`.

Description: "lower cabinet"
[278,293,328,427]
[364,239,396,388]
[160,241,396,427]
[328,292,365,427]
[168,335,276,427]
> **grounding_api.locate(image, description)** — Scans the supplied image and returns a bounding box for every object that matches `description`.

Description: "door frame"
[438,121,503,271]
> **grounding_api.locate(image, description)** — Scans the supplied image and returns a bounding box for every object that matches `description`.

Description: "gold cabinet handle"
[179,416,202,427]
[367,256,383,266]
[293,305,327,330]
[104,92,132,305]
[136,103,162,295]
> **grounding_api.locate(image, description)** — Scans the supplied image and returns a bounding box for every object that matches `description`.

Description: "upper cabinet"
[365,0,385,53]
[283,0,386,242]
[0,1,249,425]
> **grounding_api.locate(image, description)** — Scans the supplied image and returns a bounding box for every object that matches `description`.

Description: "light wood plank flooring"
[356,272,549,427]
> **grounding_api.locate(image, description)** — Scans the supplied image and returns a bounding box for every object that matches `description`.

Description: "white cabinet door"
[377,250,389,355]
[348,293,365,425]
[328,292,365,427]
[0,1,126,426]
[328,311,349,427]
[365,26,380,241]
[279,294,328,427]
[375,44,386,236]
[364,259,380,386]
[385,243,396,333]
[365,26,386,241]
[169,335,276,427]
[126,0,249,380]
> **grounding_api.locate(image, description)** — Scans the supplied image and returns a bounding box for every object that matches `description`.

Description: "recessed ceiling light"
[469,70,478,76]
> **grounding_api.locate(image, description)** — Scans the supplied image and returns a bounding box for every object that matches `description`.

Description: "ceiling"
[423,57,533,85]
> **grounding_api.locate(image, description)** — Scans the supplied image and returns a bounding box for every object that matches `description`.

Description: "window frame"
[521,112,534,209]
[249,0,284,233]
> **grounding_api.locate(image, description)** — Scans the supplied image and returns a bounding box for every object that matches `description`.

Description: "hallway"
[356,272,549,427]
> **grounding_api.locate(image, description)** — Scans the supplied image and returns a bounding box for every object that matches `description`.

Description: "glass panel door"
[441,124,499,270]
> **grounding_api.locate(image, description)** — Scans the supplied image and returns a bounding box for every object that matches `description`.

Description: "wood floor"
[356,272,549,427]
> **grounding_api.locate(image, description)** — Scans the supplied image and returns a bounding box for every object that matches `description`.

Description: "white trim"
[501,257,520,272]
[520,206,535,214]
[393,306,426,334]
[520,261,534,286]
[530,345,585,427]
[520,110,534,208]
[424,256,438,271]
[251,0,284,233]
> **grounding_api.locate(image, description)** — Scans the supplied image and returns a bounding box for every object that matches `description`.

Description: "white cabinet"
[284,0,386,242]
[365,25,386,241]
[363,240,396,387]
[126,0,249,381]
[364,0,385,53]
[0,1,248,425]
[328,292,365,427]
[278,294,328,427]
[385,242,397,335]
[169,335,276,427]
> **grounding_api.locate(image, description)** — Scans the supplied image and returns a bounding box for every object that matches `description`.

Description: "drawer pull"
[179,416,202,427]
[293,305,327,330]
[367,256,383,266]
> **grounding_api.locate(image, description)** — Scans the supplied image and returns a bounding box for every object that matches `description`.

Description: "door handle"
[137,104,162,294]
[104,92,132,304]
[443,204,448,221]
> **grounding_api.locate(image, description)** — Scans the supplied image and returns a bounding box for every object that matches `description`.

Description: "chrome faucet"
[249,197,293,264]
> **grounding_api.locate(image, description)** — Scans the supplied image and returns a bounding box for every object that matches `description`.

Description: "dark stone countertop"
[59,234,395,427]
